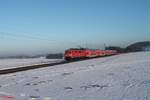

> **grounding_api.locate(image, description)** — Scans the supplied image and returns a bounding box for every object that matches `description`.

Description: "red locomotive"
[64,48,117,61]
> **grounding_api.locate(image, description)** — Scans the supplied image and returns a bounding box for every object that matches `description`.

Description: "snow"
[0,52,150,100]
[0,57,63,70]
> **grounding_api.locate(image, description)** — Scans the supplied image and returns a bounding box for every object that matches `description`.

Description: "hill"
[126,41,150,52]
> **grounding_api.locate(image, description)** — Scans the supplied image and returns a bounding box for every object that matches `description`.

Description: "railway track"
[0,55,116,75]
[0,58,88,75]
[0,60,69,75]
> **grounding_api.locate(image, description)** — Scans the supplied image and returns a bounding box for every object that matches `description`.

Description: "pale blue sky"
[0,0,149,56]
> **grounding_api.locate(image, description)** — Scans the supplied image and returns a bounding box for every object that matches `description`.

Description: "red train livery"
[64,48,117,61]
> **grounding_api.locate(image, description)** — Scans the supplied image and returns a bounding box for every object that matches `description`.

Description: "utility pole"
[104,43,106,50]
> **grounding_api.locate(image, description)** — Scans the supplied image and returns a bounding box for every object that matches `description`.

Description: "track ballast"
[0,60,69,75]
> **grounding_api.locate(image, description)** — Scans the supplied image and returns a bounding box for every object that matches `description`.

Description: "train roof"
[66,48,103,51]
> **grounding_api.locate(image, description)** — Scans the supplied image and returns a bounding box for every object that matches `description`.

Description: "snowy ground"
[0,57,63,70]
[0,52,150,100]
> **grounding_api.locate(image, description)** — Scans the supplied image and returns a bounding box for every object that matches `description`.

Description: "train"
[64,48,117,61]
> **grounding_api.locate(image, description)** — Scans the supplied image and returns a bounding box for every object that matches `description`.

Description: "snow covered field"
[0,51,150,100]
[0,57,63,70]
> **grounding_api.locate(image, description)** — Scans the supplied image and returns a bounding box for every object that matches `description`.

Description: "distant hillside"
[126,41,150,52]
[46,53,63,59]
[105,46,125,53]
[0,55,45,59]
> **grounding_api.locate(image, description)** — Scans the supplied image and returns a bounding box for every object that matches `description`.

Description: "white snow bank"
[0,51,150,100]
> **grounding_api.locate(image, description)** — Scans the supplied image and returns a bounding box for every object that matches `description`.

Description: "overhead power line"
[0,32,52,41]
[0,32,78,46]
